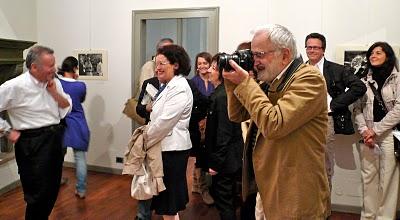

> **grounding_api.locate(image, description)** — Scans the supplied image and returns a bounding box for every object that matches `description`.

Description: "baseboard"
[331,203,361,214]
[0,180,20,196]
[63,161,122,175]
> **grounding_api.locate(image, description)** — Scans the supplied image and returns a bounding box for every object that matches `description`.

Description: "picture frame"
[335,45,369,78]
[73,49,108,80]
[336,44,400,78]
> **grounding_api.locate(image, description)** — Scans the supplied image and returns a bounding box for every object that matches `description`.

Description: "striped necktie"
[154,84,166,99]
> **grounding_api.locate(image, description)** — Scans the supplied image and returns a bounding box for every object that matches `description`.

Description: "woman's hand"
[362,128,376,148]
[209,168,218,176]
[363,136,376,148]
[145,102,152,113]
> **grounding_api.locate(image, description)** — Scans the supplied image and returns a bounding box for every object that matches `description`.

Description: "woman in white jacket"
[144,44,193,220]
[354,42,400,219]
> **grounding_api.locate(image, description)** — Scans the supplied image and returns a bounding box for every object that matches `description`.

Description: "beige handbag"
[122,98,146,125]
[131,164,156,200]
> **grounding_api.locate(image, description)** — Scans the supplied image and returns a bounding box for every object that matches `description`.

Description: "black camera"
[217,49,254,72]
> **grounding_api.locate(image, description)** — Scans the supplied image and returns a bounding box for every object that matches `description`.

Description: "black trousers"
[14,124,65,220]
[211,172,238,220]
[240,192,256,220]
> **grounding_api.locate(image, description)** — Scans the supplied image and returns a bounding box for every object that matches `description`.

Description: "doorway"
[132,7,219,96]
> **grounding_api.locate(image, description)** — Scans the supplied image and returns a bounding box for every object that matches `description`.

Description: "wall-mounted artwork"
[336,45,368,78]
[73,49,107,80]
[336,45,400,78]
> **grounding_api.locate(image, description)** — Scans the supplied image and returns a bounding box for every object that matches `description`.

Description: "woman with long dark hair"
[354,42,400,219]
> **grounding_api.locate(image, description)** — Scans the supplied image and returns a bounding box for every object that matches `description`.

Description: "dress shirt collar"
[58,74,77,82]
[28,71,47,88]
[315,57,325,74]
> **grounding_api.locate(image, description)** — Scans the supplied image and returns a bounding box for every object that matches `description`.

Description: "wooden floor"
[0,157,360,220]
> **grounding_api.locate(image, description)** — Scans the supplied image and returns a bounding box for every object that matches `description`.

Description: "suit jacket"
[136,76,160,123]
[322,59,366,112]
[225,60,330,219]
[321,59,366,134]
[145,75,193,151]
[204,84,242,174]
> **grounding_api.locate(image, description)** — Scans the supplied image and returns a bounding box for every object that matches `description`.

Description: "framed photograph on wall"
[336,44,400,78]
[336,45,368,78]
[73,49,108,80]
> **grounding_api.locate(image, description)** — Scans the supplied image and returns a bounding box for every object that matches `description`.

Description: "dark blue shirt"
[190,75,214,97]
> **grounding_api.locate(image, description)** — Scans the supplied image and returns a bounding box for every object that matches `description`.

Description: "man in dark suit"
[305,33,366,191]
[136,76,160,124]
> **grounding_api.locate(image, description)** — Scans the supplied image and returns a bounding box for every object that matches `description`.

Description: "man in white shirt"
[305,33,366,191]
[0,45,72,219]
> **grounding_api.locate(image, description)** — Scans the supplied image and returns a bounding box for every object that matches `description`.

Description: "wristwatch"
[2,128,11,137]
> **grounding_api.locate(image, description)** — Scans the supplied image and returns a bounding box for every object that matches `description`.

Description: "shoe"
[201,190,214,205]
[60,177,68,186]
[75,190,86,199]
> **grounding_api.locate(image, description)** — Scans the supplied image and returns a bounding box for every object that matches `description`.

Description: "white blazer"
[146,75,193,151]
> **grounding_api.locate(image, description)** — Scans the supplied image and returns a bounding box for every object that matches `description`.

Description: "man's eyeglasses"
[252,50,276,59]
[305,46,323,51]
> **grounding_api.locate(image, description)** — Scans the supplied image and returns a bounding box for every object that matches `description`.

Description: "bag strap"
[368,82,388,113]
[369,82,400,132]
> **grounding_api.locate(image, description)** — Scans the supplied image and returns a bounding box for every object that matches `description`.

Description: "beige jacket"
[354,69,400,136]
[226,63,330,219]
[122,125,165,193]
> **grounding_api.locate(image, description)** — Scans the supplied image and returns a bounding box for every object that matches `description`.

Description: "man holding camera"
[223,24,330,219]
[305,33,366,192]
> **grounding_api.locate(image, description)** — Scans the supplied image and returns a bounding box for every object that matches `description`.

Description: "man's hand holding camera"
[222,60,250,85]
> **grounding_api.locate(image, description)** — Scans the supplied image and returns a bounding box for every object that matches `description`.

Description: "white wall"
[1,0,400,211]
[0,0,37,41]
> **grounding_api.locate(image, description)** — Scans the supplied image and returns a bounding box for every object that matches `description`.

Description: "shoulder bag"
[123,98,146,125]
[368,82,400,161]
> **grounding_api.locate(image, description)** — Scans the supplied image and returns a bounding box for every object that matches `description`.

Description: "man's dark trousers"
[14,124,65,220]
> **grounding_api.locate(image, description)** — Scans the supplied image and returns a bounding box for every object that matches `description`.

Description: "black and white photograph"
[336,45,369,78]
[344,50,368,77]
[73,49,108,80]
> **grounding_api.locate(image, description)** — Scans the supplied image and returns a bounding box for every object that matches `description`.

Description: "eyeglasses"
[155,61,170,67]
[305,46,323,51]
[252,50,277,59]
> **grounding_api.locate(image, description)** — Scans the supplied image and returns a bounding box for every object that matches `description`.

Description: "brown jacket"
[225,62,330,219]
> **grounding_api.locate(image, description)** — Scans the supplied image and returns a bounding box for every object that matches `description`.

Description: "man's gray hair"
[25,45,54,69]
[156,38,174,50]
[253,24,298,60]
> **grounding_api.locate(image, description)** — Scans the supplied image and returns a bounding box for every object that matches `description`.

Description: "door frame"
[131,7,219,97]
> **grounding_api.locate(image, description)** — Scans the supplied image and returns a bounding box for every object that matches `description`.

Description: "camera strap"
[269,57,303,93]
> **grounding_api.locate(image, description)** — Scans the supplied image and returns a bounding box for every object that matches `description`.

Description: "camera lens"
[217,49,254,72]
[217,53,232,72]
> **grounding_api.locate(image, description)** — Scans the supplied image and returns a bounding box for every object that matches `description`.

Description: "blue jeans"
[136,199,152,220]
[73,149,87,193]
